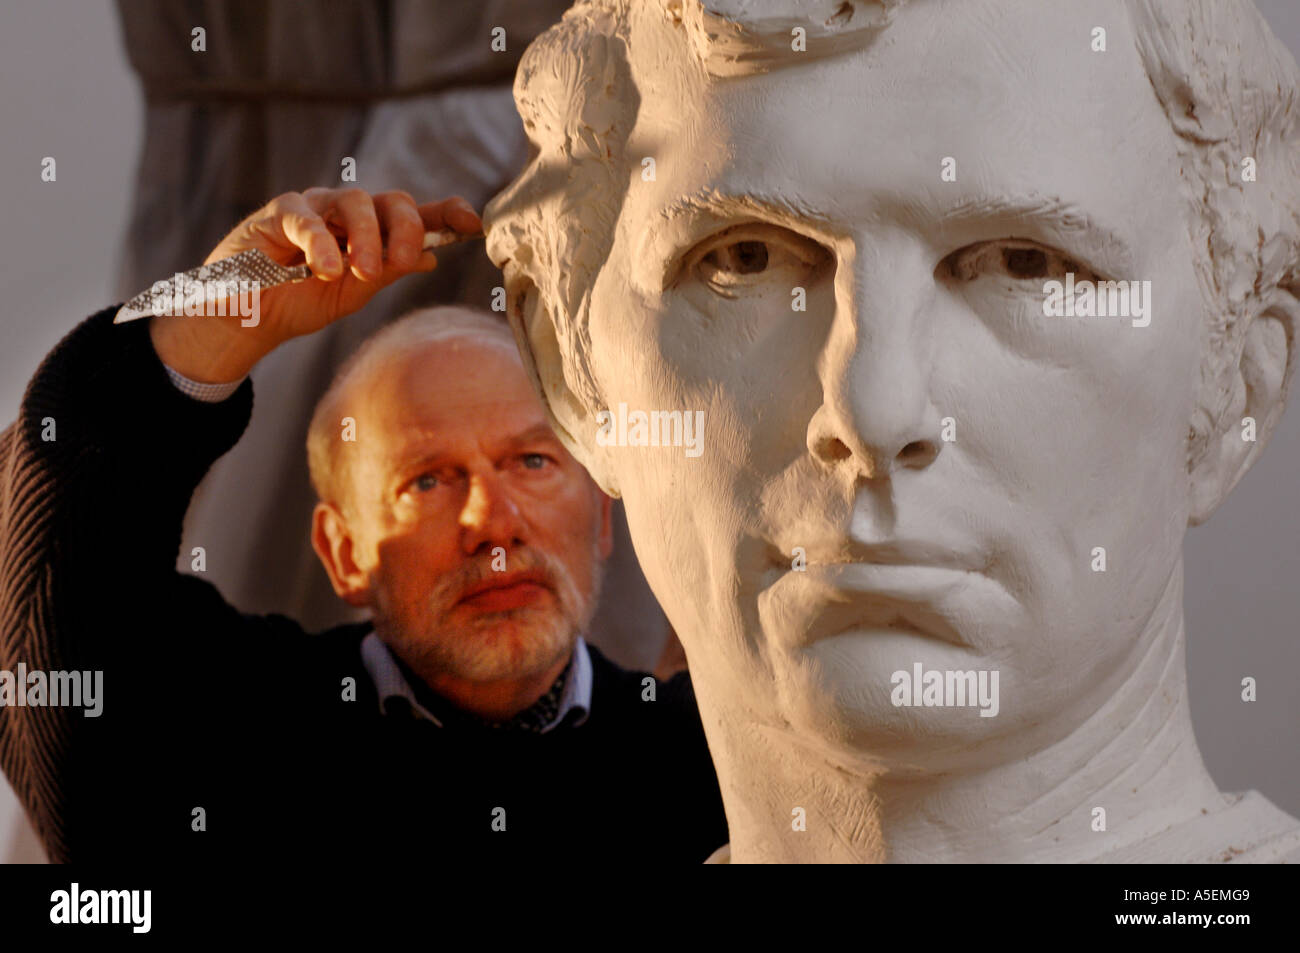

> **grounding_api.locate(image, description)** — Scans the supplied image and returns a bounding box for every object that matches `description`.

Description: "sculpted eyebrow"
[661,188,835,229]
[652,188,839,289]
[937,195,1137,274]
[661,189,1136,270]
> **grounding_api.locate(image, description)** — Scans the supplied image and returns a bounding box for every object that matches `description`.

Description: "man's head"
[484,0,1300,766]
[307,306,613,686]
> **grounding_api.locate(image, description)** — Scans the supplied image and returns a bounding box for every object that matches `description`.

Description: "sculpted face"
[488,0,1300,859]
[574,0,1207,763]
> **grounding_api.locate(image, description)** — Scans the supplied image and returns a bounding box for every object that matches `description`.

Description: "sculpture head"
[484,0,1300,853]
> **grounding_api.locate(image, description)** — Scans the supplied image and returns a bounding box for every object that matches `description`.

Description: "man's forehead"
[351,335,546,437]
[364,402,560,483]
[364,379,548,444]
[356,333,523,403]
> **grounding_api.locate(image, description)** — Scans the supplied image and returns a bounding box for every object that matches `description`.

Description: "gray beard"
[375,542,604,683]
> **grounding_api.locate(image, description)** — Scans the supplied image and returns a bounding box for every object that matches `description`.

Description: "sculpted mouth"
[801,560,982,590]
[759,541,987,649]
[807,566,973,644]
[785,538,987,574]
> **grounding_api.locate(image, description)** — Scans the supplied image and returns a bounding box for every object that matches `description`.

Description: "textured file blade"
[113,227,484,324]
[113,251,310,324]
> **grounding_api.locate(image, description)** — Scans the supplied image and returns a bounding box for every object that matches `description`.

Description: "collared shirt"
[359,631,592,733]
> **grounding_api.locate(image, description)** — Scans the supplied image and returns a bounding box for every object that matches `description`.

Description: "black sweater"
[0,306,728,865]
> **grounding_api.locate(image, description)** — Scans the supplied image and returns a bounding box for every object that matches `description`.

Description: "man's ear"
[310,501,373,607]
[508,277,620,498]
[1188,290,1297,526]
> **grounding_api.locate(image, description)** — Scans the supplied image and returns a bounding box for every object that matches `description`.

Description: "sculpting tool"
[113,228,486,324]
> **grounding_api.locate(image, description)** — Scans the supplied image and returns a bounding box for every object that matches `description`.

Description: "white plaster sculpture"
[483,0,1300,862]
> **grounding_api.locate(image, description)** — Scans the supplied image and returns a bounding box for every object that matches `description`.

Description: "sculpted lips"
[759,540,988,649]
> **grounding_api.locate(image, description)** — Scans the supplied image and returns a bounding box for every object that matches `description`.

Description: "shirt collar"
[360,631,592,732]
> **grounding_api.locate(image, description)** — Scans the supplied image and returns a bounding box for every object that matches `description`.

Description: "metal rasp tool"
[113,227,485,324]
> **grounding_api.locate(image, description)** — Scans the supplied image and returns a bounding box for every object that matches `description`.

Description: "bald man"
[0,189,727,865]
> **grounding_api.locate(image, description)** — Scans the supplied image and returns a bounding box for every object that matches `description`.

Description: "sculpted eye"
[703,240,769,276]
[684,224,830,298]
[941,240,1100,285]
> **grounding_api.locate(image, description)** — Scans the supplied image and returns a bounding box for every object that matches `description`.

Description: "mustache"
[430,546,565,610]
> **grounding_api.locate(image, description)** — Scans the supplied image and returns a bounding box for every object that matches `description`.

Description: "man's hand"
[149,189,482,383]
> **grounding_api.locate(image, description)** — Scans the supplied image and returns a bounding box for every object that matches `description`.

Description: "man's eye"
[520,453,550,470]
[684,224,829,298]
[941,240,1100,284]
[413,473,439,492]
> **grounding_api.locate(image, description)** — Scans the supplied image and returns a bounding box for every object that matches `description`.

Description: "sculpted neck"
[712,558,1223,862]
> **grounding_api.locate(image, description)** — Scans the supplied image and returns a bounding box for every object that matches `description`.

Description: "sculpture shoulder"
[707,794,1300,864]
[1098,791,1300,864]
[1196,791,1300,864]
[1217,792,1300,863]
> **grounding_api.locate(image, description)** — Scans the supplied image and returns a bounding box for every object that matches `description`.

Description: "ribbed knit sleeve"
[0,306,255,861]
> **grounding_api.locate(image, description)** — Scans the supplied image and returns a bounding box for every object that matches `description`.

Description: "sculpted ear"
[1188,288,1297,526]
[507,277,620,498]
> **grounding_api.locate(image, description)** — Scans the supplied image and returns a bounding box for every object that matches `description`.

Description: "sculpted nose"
[807,241,943,479]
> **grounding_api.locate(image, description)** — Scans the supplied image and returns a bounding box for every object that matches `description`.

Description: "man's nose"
[806,240,943,479]
[457,470,525,555]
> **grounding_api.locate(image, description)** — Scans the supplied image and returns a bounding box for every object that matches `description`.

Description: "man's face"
[584,0,1206,764]
[343,333,611,682]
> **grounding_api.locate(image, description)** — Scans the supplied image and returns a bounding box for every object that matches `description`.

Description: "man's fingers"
[335,189,386,280]
[374,191,427,269]
[264,189,472,285]
[273,193,344,280]
[417,196,483,236]
[300,188,384,281]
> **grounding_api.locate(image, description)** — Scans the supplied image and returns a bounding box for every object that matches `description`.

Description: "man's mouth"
[455,572,551,612]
